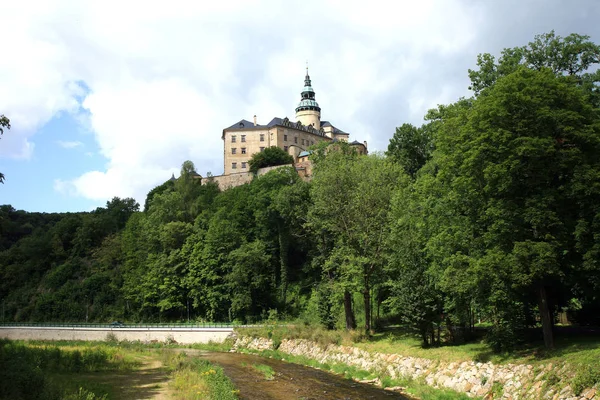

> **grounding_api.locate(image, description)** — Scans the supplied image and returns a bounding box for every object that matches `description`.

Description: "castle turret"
[295,68,321,130]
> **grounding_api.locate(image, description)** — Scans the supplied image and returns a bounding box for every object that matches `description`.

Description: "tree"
[0,115,10,183]
[430,66,600,349]
[175,160,203,222]
[309,147,408,332]
[386,181,444,346]
[468,31,600,104]
[386,123,434,178]
[144,180,175,212]
[248,146,293,174]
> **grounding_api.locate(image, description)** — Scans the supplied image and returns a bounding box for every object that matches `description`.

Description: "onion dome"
[296,69,321,113]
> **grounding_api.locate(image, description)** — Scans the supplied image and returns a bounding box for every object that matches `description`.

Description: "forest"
[1,32,600,352]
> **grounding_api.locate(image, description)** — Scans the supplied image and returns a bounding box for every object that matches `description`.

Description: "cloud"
[57,140,83,149]
[3,0,600,207]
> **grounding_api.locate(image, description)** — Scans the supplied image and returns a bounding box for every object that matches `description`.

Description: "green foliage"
[164,351,238,399]
[0,340,133,400]
[386,123,434,178]
[309,148,408,331]
[251,363,275,380]
[62,388,107,400]
[571,364,600,395]
[248,146,294,173]
[315,284,336,330]
[468,31,600,97]
[491,381,504,397]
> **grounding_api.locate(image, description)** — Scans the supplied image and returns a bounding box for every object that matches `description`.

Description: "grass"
[251,363,275,380]
[356,327,600,369]
[0,339,140,399]
[162,351,239,399]
[237,324,600,368]
[1,340,238,400]
[380,376,473,400]
[236,324,367,348]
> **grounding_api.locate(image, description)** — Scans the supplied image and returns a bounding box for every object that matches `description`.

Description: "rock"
[233,336,575,400]
[384,386,406,392]
[582,388,596,399]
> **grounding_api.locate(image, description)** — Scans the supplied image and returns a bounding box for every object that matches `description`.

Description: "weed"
[571,364,600,395]
[104,332,118,343]
[63,387,108,400]
[491,381,503,397]
[166,353,238,399]
[252,364,275,380]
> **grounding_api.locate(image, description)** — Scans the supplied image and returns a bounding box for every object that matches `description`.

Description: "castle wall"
[203,164,294,190]
[203,172,254,190]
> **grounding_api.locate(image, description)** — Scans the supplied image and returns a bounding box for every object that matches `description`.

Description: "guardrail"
[0,322,240,329]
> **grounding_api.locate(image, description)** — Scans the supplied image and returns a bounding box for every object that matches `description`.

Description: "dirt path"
[78,356,172,400]
[201,351,409,400]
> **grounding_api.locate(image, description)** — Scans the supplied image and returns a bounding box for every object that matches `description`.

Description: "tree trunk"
[363,287,371,333]
[376,289,381,327]
[430,324,435,346]
[421,328,428,347]
[537,284,554,349]
[344,290,356,330]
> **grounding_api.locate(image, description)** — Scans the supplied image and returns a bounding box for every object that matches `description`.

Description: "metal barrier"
[0,322,241,329]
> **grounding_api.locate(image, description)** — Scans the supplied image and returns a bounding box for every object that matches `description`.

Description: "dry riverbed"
[201,351,409,400]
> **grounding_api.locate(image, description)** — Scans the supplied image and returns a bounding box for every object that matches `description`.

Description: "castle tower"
[295,67,321,130]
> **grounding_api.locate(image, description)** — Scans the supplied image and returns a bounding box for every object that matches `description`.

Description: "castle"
[205,69,368,189]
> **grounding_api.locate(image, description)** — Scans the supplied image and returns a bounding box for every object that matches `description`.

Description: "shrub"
[571,365,600,395]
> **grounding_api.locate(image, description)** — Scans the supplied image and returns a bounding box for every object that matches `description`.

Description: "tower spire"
[295,65,321,129]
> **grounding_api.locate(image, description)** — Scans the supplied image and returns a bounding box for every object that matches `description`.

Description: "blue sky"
[1,0,599,212]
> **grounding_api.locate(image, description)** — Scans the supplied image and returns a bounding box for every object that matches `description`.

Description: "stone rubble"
[233,336,598,400]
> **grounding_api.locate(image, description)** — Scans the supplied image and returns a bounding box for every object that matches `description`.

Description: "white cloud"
[57,140,83,149]
[2,0,599,207]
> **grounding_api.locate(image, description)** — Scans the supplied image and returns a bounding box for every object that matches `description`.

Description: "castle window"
[232,162,237,169]
[311,141,314,146]
[302,139,305,145]
[294,137,298,144]
[231,135,236,143]
[260,147,265,152]
[284,134,288,141]
[284,146,288,151]
[241,162,247,169]
[241,135,246,142]
[241,147,246,154]
[231,148,237,154]
[260,134,265,142]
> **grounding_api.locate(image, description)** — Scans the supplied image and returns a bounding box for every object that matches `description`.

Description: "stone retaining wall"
[233,337,598,400]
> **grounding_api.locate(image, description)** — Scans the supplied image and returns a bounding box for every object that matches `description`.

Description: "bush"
[571,365,600,395]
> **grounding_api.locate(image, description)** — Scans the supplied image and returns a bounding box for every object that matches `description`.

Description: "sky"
[1,0,599,212]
